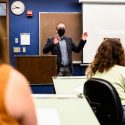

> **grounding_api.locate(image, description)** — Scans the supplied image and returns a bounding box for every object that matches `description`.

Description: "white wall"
[80,1,125,63]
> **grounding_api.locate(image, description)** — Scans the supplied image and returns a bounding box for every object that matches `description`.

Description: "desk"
[32,94,100,125]
[52,76,87,95]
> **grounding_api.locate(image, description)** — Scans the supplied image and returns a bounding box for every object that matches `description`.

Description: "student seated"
[0,35,37,125]
[86,38,125,125]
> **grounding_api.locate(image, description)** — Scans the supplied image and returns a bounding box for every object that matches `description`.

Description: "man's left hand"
[81,32,88,41]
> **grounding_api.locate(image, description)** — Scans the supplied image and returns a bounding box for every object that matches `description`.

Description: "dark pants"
[58,65,72,76]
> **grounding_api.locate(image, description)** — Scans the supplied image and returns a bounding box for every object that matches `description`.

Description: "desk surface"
[32,94,100,125]
[52,76,87,95]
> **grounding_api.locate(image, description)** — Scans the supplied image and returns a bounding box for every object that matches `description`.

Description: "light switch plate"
[22,47,26,52]
[13,47,20,53]
[15,38,18,43]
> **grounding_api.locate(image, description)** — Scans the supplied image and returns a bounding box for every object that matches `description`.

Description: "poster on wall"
[20,33,30,45]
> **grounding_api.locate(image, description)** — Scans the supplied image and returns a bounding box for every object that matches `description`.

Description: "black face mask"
[58,28,65,37]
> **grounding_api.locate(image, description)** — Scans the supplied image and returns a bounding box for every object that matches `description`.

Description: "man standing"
[43,22,88,76]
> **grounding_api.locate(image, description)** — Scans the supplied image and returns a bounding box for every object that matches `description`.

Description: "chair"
[83,78,123,125]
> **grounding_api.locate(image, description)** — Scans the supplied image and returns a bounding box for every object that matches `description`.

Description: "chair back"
[84,78,123,125]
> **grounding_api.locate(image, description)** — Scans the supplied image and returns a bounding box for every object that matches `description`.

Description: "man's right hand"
[53,34,59,44]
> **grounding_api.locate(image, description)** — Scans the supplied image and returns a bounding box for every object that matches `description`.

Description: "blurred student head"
[0,34,37,125]
[86,38,125,77]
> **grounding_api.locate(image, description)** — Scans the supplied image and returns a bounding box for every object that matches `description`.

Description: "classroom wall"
[9,0,82,65]
[9,0,83,93]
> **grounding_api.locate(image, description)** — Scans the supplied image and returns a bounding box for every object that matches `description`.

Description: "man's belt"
[60,64,70,67]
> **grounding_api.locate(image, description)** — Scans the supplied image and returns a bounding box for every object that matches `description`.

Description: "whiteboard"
[82,3,125,63]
